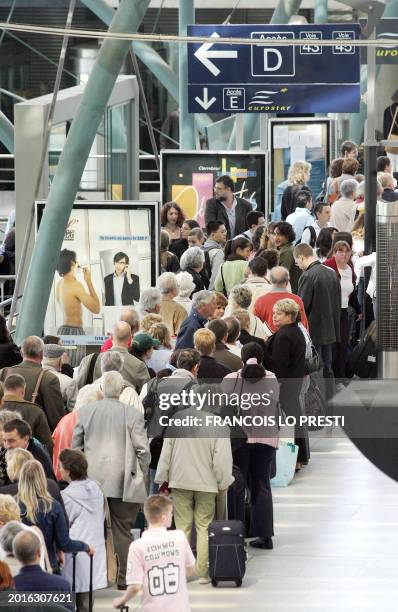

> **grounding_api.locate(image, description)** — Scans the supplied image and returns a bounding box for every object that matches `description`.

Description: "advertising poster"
[36,201,159,362]
[270,119,331,219]
[161,151,266,224]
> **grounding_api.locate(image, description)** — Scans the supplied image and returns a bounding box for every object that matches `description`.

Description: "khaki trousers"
[171,489,216,578]
[107,498,140,587]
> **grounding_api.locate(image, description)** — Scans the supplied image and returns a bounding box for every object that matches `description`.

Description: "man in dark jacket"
[294,243,341,401]
[0,336,64,431]
[205,175,253,240]
[13,531,73,609]
[194,328,232,380]
[2,419,56,481]
[176,290,217,349]
[2,374,53,453]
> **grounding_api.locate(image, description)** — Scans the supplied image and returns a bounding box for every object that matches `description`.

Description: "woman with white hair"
[157,272,188,337]
[225,284,270,340]
[52,385,102,480]
[180,247,207,296]
[174,271,195,315]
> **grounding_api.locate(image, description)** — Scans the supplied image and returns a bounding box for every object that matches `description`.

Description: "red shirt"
[253,290,309,333]
[100,337,132,352]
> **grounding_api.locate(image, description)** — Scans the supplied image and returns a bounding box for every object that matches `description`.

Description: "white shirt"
[112,273,125,306]
[340,266,354,308]
[286,208,314,244]
[222,197,237,237]
[301,221,331,246]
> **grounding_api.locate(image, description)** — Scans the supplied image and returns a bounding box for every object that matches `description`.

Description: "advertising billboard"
[36,201,159,364]
[161,150,267,225]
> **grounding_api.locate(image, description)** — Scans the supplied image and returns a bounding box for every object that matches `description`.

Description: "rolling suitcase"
[72,552,93,612]
[208,520,246,587]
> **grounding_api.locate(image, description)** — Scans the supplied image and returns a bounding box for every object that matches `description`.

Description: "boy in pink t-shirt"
[113,495,196,612]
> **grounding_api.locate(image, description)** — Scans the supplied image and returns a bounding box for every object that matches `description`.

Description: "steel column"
[179,0,195,149]
[15,0,150,343]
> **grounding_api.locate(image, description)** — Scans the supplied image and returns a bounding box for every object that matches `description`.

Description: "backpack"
[204,247,220,284]
[296,225,317,248]
[347,321,377,379]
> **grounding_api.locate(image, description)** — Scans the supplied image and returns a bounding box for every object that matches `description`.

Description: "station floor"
[95,433,398,611]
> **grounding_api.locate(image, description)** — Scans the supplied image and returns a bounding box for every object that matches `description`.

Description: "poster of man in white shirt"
[101,249,140,307]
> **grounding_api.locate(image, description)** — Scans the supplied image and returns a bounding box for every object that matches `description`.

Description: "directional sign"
[188,24,361,114]
[376,18,398,63]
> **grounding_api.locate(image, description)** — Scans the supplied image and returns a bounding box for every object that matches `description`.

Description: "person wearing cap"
[129,333,160,379]
[42,344,78,412]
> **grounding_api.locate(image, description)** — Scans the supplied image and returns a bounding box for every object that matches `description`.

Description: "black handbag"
[305,344,321,375]
[304,377,326,431]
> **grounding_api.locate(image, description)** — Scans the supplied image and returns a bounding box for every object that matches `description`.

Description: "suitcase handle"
[72,551,94,612]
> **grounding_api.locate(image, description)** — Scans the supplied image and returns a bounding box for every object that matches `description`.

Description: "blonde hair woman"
[281,161,312,220]
[140,313,163,333]
[17,460,93,573]
[3,449,67,519]
[146,323,173,373]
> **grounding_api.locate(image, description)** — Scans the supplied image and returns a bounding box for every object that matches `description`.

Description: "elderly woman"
[52,385,102,480]
[157,272,188,337]
[263,299,307,469]
[59,449,106,612]
[138,288,161,319]
[281,161,312,220]
[272,222,301,293]
[174,271,195,315]
[0,521,23,575]
[180,246,207,295]
[146,323,173,374]
[226,284,269,340]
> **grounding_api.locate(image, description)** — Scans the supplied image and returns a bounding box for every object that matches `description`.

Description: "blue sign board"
[188,24,361,114]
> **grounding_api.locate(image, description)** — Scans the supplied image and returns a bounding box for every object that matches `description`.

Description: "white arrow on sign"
[194,87,216,110]
[194,32,238,77]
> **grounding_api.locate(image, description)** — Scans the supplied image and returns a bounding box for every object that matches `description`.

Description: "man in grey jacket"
[202,221,227,290]
[72,371,150,588]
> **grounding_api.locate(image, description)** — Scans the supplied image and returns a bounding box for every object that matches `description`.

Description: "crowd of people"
[0,140,388,610]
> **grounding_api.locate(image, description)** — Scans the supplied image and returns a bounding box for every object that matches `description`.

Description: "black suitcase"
[72,552,93,612]
[208,520,246,587]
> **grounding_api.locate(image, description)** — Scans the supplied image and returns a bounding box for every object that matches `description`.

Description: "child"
[113,495,196,611]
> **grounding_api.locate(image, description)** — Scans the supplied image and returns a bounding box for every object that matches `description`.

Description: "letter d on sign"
[263,49,282,72]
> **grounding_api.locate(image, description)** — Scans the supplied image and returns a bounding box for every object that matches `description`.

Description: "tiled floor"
[96,435,398,611]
